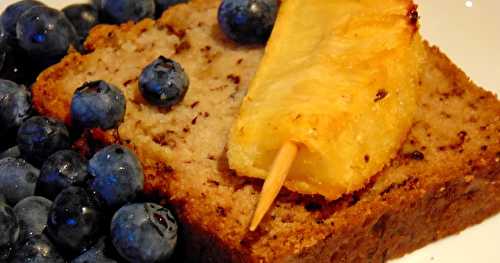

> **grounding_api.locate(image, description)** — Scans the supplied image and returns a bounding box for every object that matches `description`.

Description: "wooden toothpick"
[249,141,298,231]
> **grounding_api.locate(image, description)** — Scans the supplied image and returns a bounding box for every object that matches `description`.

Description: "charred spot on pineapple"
[407,6,419,25]
[374,89,388,102]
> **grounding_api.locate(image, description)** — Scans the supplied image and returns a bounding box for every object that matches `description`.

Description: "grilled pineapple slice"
[228,0,423,199]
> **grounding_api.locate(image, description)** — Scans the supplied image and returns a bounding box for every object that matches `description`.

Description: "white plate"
[1,0,498,262]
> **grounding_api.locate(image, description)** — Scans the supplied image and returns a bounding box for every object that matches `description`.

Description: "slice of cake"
[32,0,500,262]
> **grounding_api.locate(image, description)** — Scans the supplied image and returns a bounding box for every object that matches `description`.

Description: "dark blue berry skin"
[0,22,7,49]
[47,186,104,255]
[154,0,188,17]
[0,0,45,41]
[111,203,178,263]
[139,56,189,108]
[0,51,4,74]
[89,145,143,210]
[92,0,103,7]
[17,116,71,167]
[0,146,21,159]
[0,157,39,205]
[63,4,100,43]
[218,0,278,44]
[38,150,89,200]
[0,200,19,261]
[72,237,118,263]
[0,45,38,85]
[0,79,32,136]
[16,6,77,67]
[71,80,126,130]
[100,0,155,24]
[0,130,17,153]
[0,14,36,85]
[9,234,64,263]
[0,24,6,70]
[13,196,52,242]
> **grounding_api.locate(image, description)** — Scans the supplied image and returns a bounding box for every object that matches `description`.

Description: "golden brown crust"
[31,0,500,262]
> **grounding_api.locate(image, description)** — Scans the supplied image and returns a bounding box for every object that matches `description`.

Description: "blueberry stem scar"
[250,141,298,231]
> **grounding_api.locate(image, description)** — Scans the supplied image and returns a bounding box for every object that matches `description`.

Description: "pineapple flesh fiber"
[228,0,424,200]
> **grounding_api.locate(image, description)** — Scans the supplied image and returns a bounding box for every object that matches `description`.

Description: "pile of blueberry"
[0,76,179,263]
[0,84,178,263]
[0,0,279,262]
[0,56,188,262]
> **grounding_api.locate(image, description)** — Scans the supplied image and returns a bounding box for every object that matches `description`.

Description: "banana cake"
[32,0,500,262]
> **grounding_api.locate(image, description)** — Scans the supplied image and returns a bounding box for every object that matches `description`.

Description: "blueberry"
[47,186,104,255]
[17,116,71,166]
[0,200,19,261]
[0,79,32,136]
[0,0,45,41]
[139,56,189,108]
[38,150,89,200]
[0,146,21,159]
[63,4,99,43]
[89,145,143,209]
[100,0,155,24]
[0,45,38,85]
[71,80,126,130]
[218,0,278,44]
[0,157,39,205]
[16,6,77,67]
[154,0,188,17]
[111,203,178,263]
[10,234,64,263]
[72,237,118,263]
[13,196,52,241]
